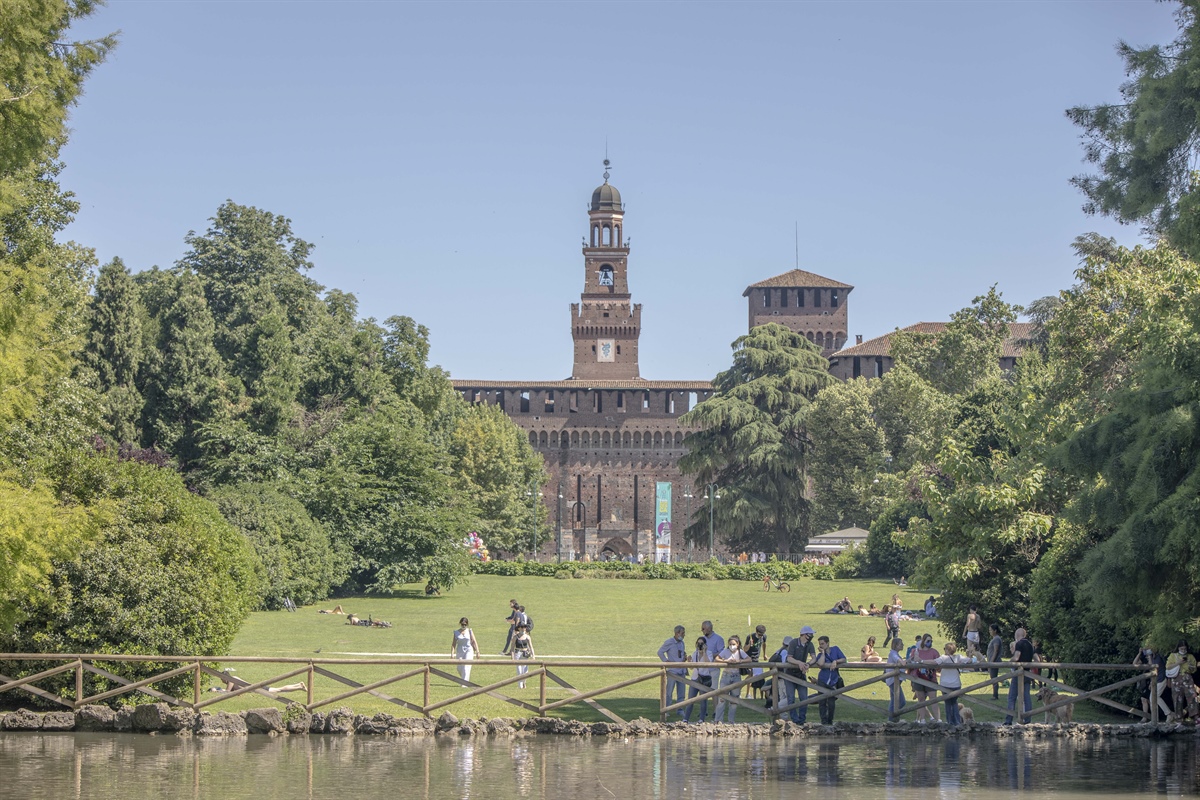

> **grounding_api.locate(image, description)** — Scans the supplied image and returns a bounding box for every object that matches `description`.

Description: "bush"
[0,459,260,701]
[208,484,344,609]
[831,545,868,579]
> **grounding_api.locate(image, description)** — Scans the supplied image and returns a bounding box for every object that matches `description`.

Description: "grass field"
[213,575,1123,723]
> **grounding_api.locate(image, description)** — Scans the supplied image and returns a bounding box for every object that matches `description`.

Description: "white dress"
[454,628,476,681]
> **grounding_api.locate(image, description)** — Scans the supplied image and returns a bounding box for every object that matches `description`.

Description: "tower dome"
[590,181,622,212]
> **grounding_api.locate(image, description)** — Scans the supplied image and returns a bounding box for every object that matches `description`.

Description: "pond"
[0,732,1196,799]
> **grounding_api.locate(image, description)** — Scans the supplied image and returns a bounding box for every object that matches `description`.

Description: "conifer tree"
[84,257,144,443]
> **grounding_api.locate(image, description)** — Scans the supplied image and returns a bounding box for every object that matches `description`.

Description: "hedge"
[469,558,834,581]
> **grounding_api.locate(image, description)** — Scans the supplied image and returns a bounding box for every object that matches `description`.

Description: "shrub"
[831,545,868,579]
[0,459,260,701]
[208,483,344,609]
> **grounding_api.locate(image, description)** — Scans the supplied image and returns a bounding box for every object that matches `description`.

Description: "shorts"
[966,631,980,645]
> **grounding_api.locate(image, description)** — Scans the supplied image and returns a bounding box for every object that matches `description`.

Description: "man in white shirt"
[658,625,688,717]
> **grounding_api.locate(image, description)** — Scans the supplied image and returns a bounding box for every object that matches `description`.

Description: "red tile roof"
[743,269,853,295]
[832,322,1036,359]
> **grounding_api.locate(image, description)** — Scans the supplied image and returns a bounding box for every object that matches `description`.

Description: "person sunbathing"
[319,605,345,614]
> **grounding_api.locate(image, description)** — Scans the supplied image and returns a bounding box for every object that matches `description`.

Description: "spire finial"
[603,139,610,183]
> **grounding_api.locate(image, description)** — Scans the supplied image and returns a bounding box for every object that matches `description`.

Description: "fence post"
[1017,666,1026,723]
[1150,670,1159,724]
[889,670,898,720]
[307,663,314,708]
[659,668,667,723]
[75,661,84,709]
[423,665,430,710]
[539,668,546,710]
[193,661,201,708]
[771,665,779,719]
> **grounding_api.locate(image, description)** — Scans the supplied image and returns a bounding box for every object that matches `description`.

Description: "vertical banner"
[655,482,672,563]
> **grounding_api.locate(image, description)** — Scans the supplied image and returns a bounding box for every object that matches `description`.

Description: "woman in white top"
[935,641,975,724]
[451,617,480,681]
[886,638,906,722]
[714,635,750,723]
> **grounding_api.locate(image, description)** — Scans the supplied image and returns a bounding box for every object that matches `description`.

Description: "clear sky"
[62,1,1179,381]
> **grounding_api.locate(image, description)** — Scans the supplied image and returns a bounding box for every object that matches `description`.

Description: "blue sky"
[62,1,1179,381]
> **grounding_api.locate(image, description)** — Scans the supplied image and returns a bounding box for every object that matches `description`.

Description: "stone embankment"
[1,706,1197,739]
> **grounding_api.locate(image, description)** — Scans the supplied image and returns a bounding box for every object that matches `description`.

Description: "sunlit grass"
[213,575,1123,724]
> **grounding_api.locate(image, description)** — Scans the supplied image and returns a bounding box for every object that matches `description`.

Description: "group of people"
[1133,640,1199,722]
[448,599,537,687]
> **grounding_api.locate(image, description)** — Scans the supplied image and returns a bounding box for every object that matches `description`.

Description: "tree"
[448,403,547,555]
[140,272,225,466]
[300,402,475,591]
[83,257,144,443]
[0,0,115,216]
[807,378,888,534]
[679,323,833,555]
[1067,1,1200,257]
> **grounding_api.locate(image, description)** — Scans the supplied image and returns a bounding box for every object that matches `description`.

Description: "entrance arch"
[600,536,633,560]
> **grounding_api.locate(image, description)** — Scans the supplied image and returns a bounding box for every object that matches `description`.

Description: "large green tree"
[680,323,833,555]
[83,257,143,443]
[1067,1,1200,257]
[807,377,888,534]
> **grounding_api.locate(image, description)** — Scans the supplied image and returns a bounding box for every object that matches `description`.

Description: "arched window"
[599,265,614,287]
[571,431,580,447]
[528,432,537,446]
[602,431,611,448]
[539,431,548,447]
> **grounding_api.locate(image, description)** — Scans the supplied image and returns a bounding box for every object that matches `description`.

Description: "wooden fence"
[0,654,1162,725]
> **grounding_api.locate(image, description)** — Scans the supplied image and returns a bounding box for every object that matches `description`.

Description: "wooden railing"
[0,654,1161,725]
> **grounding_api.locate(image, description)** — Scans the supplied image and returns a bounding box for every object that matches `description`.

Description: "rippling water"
[0,732,1196,799]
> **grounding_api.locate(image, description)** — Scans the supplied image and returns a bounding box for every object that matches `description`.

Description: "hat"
[799,625,815,636]
[782,636,794,646]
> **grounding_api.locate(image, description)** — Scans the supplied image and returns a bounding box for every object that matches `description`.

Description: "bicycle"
[763,575,790,593]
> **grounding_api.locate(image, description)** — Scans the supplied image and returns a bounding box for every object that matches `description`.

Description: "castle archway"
[600,536,633,559]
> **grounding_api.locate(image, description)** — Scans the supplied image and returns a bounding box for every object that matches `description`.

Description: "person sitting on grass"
[861,636,883,662]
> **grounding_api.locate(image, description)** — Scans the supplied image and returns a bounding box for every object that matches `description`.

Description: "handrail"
[0,654,1161,725]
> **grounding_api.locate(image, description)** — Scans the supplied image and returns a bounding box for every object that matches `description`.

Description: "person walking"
[784,626,816,724]
[886,638,907,722]
[501,599,520,655]
[451,617,480,682]
[511,622,535,689]
[684,635,715,723]
[814,635,846,724]
[986,624,1004,699]
[1004,627,1035,724]
[1133,642,1166,720]
[936,642,974,724]
[658,625,689,718]
[714,635,750,722]
[882,605,901,650]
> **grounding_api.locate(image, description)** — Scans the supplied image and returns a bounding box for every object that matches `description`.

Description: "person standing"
[1133,643,1166,719]
[784,626,816,724]
[684,635,715,723]
[451,617,480,682]
[963,605,983,657]
[511,622,535,689]
[745,624,768,694]
[814,635,846,724]
[1165,641,1199,721]
[658,625,689,717]
[936,642,974,724]
[1004,627,1035,724]
[501,599,520,655]
[986,624,1003,699]
[882,605,901,649]
[910,633,941,723]
[701,620,725,661]
[886,638,907,722]
[714,635,750,722]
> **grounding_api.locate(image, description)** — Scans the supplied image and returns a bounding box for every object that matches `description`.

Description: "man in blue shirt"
[784,626,816,723]
[657,625,688,717]
[699,620,725,720]
[814,635,847,724]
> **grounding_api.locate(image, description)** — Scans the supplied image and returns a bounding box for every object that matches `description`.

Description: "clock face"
[598,267,614,286]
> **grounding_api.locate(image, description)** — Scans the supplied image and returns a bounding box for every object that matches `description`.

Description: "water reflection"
[0,732,1196,799]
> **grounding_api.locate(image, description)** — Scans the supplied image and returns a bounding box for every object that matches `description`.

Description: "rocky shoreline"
[0,705,1198,740]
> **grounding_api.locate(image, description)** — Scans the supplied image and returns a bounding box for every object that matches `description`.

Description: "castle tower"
[571,160,642,380]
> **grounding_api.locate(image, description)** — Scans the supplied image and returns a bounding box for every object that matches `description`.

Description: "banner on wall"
[655,482,672,563]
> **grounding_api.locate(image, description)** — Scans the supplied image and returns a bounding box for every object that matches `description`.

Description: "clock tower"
[571,160,642,380]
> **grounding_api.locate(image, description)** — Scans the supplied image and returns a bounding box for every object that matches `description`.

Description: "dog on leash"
[958,704,975,722]
[1037,687,1073,724]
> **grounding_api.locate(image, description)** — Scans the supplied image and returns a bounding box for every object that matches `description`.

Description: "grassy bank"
[217,575,1117,723]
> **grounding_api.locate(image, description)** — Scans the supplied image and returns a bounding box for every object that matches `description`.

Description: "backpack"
[524,614,534,632]
[768,648,785,664]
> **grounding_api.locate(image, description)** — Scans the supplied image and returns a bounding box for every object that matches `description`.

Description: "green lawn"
[211,575,1124,724]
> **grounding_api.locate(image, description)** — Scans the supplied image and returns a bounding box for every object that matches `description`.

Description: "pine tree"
[84,257,144,443]
[680,323,834,555]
